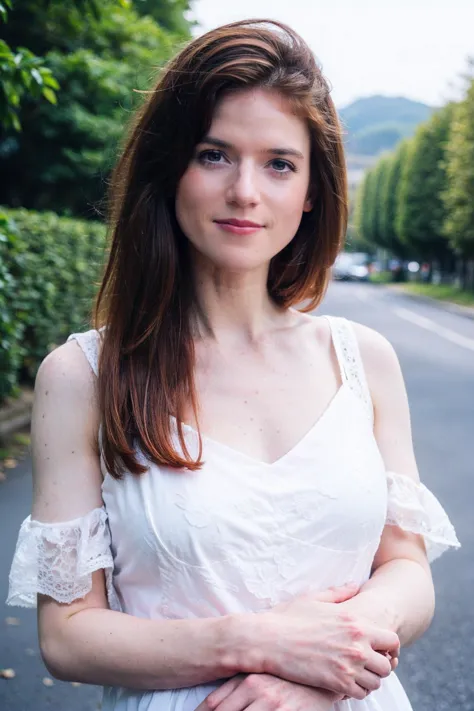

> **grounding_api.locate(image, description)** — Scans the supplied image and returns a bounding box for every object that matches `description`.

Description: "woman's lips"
[214,219,263,235]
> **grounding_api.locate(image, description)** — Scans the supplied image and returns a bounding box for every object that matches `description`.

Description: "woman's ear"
[303,195,313,212]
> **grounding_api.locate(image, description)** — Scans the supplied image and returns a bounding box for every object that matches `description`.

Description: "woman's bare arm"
[39,581,249,689]
[33,342,258,689]
[340,323,436,646]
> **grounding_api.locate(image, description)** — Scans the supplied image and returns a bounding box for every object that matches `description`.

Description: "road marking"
[394,307,474,352]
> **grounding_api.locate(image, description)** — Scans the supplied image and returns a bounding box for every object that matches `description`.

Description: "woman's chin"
[200,249,271,274]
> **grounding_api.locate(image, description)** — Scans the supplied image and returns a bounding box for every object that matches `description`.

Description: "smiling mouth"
[214,219,263,228]
[214,220,263,235]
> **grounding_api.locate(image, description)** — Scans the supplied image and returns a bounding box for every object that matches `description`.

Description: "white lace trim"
[6,507,120,610]
[326,316,373,424]
[386,471,461,563]
[67,328,102,377]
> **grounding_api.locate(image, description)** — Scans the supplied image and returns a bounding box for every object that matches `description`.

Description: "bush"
[0,212,25,401]
[0,206,106,402]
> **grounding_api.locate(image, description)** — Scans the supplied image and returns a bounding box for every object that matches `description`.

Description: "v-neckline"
[171,381,352,468]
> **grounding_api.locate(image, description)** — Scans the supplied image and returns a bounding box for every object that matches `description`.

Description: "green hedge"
[0,207,106,402]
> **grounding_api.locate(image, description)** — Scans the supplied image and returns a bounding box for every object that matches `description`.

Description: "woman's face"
[175,88,312,273]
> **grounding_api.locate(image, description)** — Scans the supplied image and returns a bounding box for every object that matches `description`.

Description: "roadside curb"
[0,388,34,440]
[379,284,474,321]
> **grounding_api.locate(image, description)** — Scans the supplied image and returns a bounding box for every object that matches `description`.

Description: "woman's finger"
[196,676,246,711]
[364,650,392,678]
[311,582,360,604]
[349,683,372,701]
[209,688,250,711]
[355,670,382,693]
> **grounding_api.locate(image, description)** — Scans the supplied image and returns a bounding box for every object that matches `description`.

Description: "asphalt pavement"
[0,280,472,711]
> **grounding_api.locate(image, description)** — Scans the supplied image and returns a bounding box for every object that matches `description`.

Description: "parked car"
[332,252,371,281]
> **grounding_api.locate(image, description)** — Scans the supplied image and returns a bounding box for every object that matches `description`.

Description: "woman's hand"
[336,592,400,674]
[196,673,343,711]
[257,584,399,700]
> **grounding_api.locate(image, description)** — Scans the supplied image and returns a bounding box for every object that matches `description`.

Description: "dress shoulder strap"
[67,328,102,377]
[325,316,373,424]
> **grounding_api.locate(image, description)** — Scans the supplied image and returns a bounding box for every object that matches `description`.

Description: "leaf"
[42,87,57,104]
[31,68,43,86]
[42,677,54,687]
[10,112,21,132]
[0,669,16,679]
[5,617,20,626]
[3,458,17,468]
[42,74,60,90]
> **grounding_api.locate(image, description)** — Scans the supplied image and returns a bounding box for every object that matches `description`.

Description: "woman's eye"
[270,159,295,173]
[198,149,225,164]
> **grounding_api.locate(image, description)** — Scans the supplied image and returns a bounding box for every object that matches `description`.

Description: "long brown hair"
[94,18,348,478]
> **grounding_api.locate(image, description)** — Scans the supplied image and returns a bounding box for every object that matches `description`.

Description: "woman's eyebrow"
[200,135,304,160]
[268,147,304,159]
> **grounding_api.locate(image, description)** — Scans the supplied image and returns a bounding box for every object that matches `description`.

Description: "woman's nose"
[226,164,260,207]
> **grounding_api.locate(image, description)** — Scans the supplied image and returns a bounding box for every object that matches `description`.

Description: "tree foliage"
[353,169,373,249]
[442,76,474,258]
[381,140,412,257]
[0,0,188,216]
[134,0,194,36]
[371,154,392,248]
[354,140,414,258]
[397,104,455,261]
[0,0,61,130]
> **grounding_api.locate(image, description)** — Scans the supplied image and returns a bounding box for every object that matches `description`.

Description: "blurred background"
[0,1,473,710]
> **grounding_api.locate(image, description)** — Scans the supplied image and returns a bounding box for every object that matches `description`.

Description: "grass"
[395,282,474,308]
[369,271,393,284]
[368,273,474,307]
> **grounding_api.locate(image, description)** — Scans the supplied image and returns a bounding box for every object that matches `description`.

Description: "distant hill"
[339,95,434,157]
[339,95,435,187]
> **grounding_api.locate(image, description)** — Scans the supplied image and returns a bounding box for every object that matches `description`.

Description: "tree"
[397,104,455,267]
[0,0,187,216]
[134,0,194,37]
[0,0,60,130]
[354,168,377,248]
[353,169,375,251]
[358,154,398,252]
[372,154,392,248]
[443,77,474,260]
[0,0,130,56]
[383,139,412,258]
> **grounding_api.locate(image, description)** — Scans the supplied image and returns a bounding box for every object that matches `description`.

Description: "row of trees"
[0,0,193,217]
[353,66,474,290]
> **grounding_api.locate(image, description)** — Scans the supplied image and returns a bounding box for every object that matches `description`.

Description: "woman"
[7,18,460,711]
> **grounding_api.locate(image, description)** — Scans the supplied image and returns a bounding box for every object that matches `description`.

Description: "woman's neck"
[191,264,288,346]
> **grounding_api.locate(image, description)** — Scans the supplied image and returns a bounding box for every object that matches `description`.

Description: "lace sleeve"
[386,471,461,563]
[6,507,120,610]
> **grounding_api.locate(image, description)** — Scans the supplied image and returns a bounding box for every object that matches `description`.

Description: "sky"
[190,0,474,109]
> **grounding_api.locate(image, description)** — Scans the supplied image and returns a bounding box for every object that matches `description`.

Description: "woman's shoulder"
[347,319,399,367]
[64,326,105,378]
[36,331,100,421]
[347,319,405,401]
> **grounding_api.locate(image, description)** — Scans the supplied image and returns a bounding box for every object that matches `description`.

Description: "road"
[1,281,472,711]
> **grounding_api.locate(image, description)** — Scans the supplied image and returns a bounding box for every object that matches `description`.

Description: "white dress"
[7,316,460,711]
